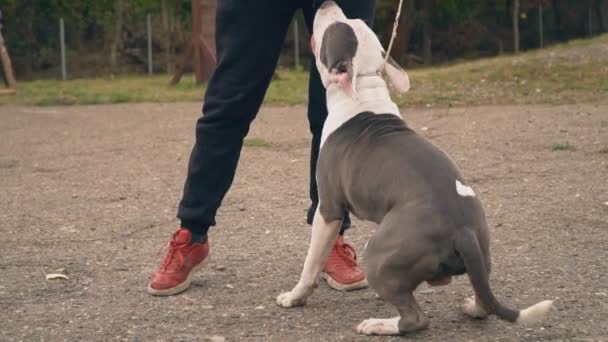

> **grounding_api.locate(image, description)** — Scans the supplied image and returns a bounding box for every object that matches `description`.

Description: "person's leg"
[300,0,376,292]
[178,1,298,235]
[303,0,376,235]
[149,0,297,296]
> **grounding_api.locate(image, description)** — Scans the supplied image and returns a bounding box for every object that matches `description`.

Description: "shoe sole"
[320,272,368,292]
[147,257,209,296]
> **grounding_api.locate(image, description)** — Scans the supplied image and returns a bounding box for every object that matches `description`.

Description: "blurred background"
[1,0,607,80]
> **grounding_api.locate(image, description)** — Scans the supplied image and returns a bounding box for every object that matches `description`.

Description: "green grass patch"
[244,138,272,148]
[2,34,607,107]
[551,143,576,151]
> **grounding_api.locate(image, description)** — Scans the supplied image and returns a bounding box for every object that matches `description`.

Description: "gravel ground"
[1,102,607,341]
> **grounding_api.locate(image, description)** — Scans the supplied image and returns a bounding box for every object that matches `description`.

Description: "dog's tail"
[455,228,554,325]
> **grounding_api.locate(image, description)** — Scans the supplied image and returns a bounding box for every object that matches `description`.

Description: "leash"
[356,0,404,78]
[381,0,404,73]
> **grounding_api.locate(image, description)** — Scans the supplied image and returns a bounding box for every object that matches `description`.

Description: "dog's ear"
[382,53,410,93]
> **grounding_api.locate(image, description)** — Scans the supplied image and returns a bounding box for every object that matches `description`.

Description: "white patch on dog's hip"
[456,180,476,197]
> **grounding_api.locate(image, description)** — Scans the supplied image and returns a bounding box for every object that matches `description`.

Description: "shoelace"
[327,242,358,269]
[156,235,187,272]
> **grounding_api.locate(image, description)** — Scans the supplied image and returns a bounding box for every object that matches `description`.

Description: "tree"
[0,19,16,88]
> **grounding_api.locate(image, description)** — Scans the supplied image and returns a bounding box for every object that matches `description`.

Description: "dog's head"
[311,1,410,98]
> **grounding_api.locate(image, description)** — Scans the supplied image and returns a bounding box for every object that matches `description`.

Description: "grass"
[244,138,272,148]
[551,142,576,151]
[1,34,607,107]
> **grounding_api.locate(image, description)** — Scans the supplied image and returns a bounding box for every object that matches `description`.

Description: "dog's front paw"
[276,291,307,308]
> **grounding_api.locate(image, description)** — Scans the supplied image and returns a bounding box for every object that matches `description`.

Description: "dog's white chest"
[321,84,401,148]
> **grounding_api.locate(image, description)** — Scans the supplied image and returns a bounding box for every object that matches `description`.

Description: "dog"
[276,1,554,336]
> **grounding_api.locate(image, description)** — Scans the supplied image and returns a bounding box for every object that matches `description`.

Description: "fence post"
[538,4,543,48]
[60,18,66,80]
[293,17,299,69]
[147,13,153,74]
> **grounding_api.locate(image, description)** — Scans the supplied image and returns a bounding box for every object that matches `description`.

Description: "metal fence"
[15,12,310,81]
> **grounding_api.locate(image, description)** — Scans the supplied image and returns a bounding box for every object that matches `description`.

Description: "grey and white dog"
[276,1,554,336]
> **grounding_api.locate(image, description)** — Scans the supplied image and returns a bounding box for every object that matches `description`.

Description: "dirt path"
[1,102,607,341]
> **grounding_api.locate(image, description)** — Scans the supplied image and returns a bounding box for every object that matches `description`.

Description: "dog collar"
[358,70,383,78]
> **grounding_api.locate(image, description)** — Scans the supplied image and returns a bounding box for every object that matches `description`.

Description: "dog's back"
[317,111,482,231]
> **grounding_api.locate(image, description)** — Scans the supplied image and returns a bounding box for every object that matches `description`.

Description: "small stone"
[202,305,214,310]
[226,284,234,289]
[215,265,226,271]
[265,230,271,234]
[255,305,265,310]
[229,312,241,319]
[421,126,429,131]
[207,336,225,342]
[419,289,434,294]
[238,206,246,211]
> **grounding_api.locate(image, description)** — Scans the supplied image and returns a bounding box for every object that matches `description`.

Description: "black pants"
[178,0,375,236]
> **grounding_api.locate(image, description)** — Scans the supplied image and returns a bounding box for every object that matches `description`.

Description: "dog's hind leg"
[277,208,341,308]
[358,212,432,335]
[357,292,429,335]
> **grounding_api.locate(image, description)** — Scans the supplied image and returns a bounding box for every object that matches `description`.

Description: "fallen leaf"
[45,273,68,280]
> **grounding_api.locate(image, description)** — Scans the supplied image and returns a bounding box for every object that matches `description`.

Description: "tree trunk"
[110,0,125,70]
[201,0,217,55]
[0,26,16,88]
[422,0,433,64]
[513,0,520,53]
[161,0,173,73]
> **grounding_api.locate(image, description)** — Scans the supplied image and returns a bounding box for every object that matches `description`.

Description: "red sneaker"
[147,228,209,296]
[320,235,368,291]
